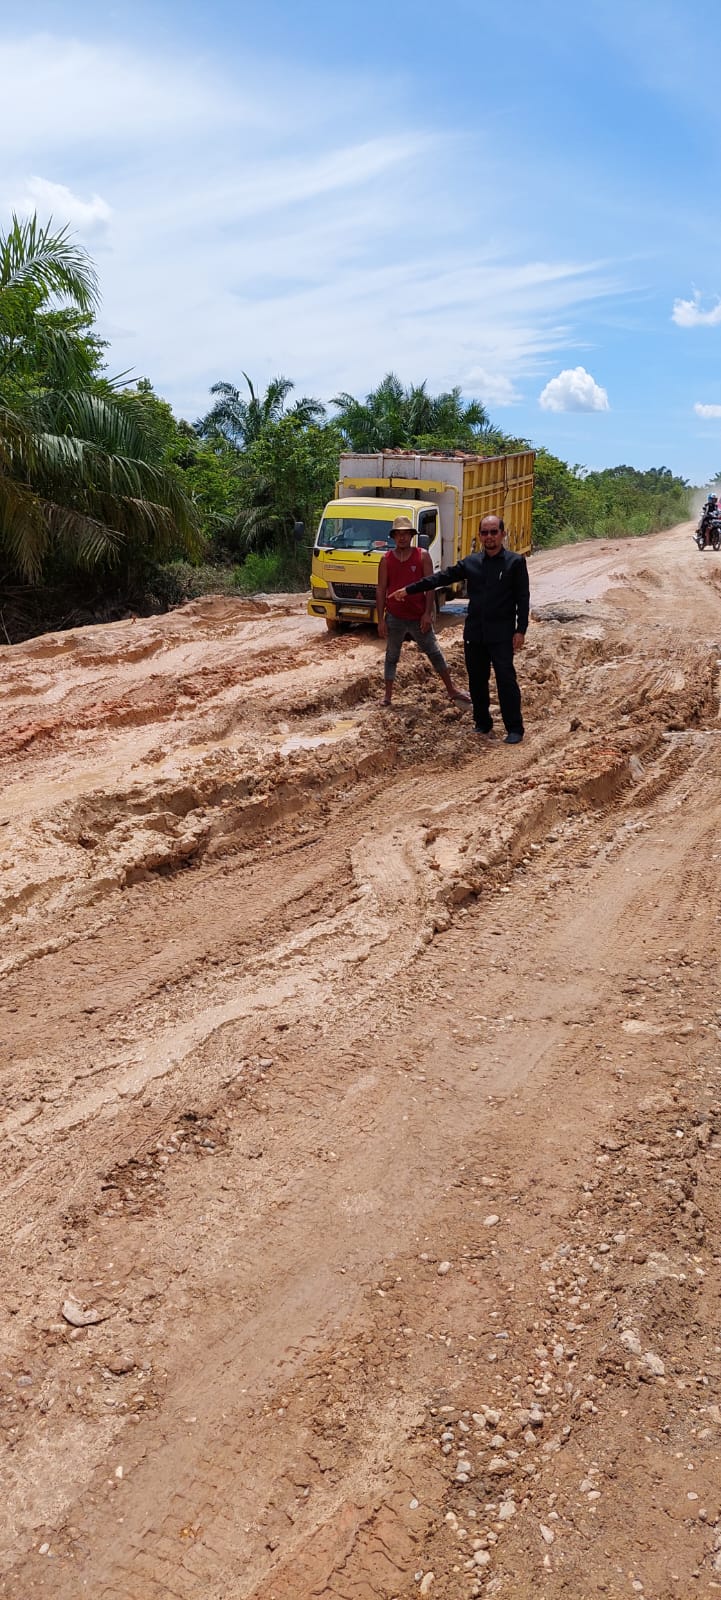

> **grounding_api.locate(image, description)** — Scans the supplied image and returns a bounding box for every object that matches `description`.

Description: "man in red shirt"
[376,517,470,708]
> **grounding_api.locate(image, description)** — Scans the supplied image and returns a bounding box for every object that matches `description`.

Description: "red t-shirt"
[385,547,426,620]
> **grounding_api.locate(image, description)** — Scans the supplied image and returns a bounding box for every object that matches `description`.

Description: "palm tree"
[0,214,198,582]
[195,372,325,449]
[427,386,489,439]
[331,371,492,452]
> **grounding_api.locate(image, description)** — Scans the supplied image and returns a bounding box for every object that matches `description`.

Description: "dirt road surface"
[3,522,721,1600]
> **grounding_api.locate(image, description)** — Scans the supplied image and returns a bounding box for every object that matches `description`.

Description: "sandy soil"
[3,522,721,1600]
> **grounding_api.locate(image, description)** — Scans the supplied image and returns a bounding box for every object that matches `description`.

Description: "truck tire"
[325,617,351,633]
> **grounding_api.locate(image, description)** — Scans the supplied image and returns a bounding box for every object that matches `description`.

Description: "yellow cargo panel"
[460,450,534,559]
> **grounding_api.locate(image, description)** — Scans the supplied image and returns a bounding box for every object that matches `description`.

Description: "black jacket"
[406,547,530,644]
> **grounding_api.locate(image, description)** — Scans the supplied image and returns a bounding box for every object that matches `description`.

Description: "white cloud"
[139,136,431,229]
[694,402,721,419]
[0,30,625,420]
[119,247,616,424]
[11,177,111,237]
[672,292,721,328]
[0,34,276,151]
[462,367,521,406]
[538,366,609,412]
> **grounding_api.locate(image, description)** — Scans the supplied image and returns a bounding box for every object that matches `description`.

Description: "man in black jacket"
[388,514,529,744]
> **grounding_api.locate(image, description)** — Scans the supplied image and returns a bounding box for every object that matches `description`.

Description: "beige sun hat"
[390,516,414,532]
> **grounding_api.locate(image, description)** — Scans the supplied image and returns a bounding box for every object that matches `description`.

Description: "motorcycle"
[695,512,721,551]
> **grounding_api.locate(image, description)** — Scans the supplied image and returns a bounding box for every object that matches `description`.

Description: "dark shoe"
[504,730,524,745]
[474,724,495,739]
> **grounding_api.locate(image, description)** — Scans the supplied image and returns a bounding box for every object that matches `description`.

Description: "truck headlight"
[311,582,329,598]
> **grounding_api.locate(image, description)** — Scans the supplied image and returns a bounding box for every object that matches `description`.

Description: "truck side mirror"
[418,532,431,549]
[293,520,305,543]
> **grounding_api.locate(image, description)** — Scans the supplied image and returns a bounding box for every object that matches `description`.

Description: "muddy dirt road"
[3,522,721,1600]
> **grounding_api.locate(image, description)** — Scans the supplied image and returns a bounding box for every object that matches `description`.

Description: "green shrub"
[233,549,307,593]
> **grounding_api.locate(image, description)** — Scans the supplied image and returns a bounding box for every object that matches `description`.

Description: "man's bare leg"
[439,666,471,704]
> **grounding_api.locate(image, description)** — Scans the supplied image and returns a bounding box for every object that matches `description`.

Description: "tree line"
[0,216,691,640]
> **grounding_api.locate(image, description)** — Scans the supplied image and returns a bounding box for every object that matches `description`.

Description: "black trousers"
[464,636,523,736]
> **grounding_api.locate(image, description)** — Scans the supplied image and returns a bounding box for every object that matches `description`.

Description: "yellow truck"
[307,448,535,631]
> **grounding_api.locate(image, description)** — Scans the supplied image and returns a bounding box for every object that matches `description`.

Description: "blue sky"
[4,0,721,482]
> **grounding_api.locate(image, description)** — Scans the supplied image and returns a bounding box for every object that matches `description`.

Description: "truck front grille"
[331,583,377,602]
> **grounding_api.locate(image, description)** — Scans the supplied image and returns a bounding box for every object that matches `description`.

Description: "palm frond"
[0,471,48,580]
[232,494,283,551]
[33,390,160,463]
[290,395,326,426]
[263,375,294,414]
[0,221,202,585]
[44,501,125,568]
[0,398,200,579]
[0,215,98,334]
[196,382,248,445]
[15,321,102,397]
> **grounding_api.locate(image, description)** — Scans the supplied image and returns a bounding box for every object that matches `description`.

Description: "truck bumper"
[308,599,377,625]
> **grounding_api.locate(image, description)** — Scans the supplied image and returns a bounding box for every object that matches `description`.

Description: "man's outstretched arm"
[390,558,466,599]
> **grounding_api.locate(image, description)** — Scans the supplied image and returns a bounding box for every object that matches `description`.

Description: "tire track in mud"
[2,619,706,969]
[224,784,721,1600]
[3,537,721,1597]
[0,616,714,1277]
[6,740,721,1600]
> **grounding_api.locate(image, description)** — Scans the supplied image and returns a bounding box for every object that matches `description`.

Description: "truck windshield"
[317,517,400,551]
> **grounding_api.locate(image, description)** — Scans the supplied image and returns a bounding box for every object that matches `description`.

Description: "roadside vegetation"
[0,217,692,640]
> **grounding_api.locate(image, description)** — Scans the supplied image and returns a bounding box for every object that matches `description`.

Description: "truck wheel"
[325,617,338,631]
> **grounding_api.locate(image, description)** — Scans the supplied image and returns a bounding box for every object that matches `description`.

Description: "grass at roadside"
[152,551,309,604]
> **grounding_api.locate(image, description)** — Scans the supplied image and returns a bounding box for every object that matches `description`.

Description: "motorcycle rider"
[700,493,719,548]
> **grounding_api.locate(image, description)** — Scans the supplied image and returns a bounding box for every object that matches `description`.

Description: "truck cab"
[308,497,441,632]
